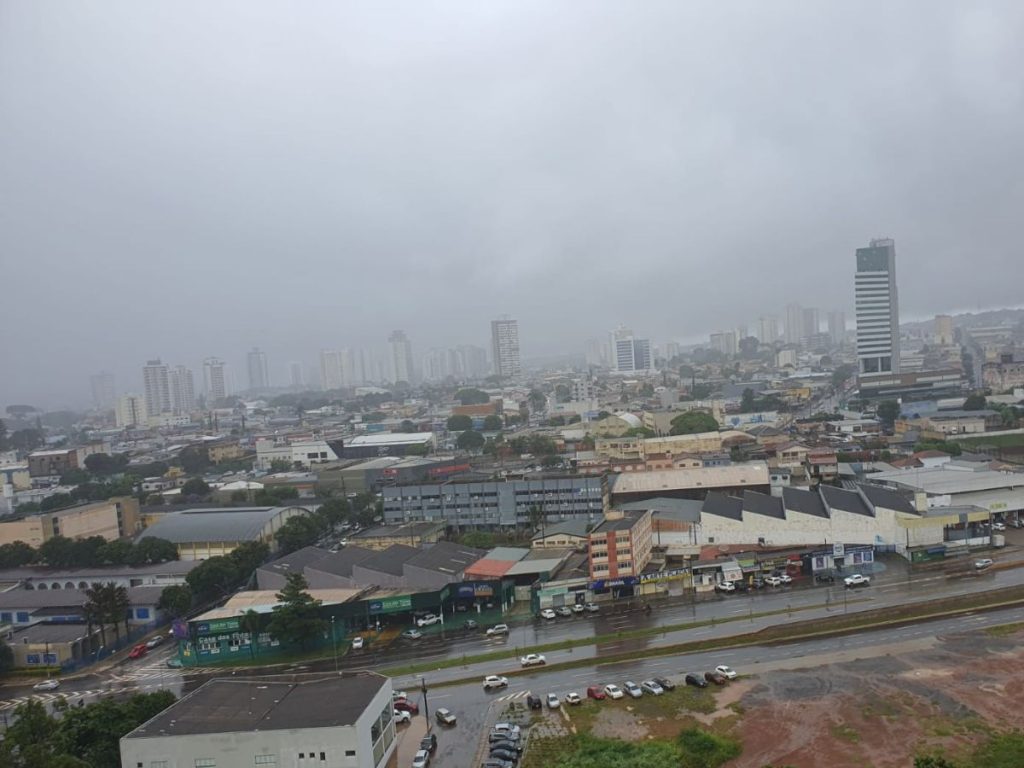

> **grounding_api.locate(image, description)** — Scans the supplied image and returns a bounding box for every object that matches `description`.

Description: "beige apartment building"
[0,497,140,547]
[588,509,653,580]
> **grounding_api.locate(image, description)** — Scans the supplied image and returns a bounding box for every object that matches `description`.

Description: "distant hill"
[902,307,1024,333]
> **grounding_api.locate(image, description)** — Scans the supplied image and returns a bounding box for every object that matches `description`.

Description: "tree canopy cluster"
[272,495,377,554]
[0,691,176,768]
[184,541,270,603]
[455,388,490,405]
[669,411,719,435]
[0,535,178,570]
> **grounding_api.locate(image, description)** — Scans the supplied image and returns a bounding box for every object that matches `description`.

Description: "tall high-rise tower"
[142,360,171,418]
[169,365,196,415]
[827,311,847,345]
[388,331,415,384]
[203,357,227,403]
[490,317,521,378]
[855,238,900,378]
[247,347,269,390]
[89,372,116,410]
[320,349,344,391]
[784,303,803,344]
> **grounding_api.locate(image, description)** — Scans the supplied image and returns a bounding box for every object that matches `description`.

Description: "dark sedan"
[685,673,709,688]
[653,676,676,691]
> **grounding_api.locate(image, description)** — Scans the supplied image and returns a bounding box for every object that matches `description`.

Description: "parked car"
[393,709,412,724]
[351,636,364,650]
[715,581,736,593]
[488,739,522,753]
[420,732,438,753]
[145,635,165,649]
[483,675,509,691]
[815,572,835,583]
[401,629,423,640]
[539,608,556,620]
[704,671,728,685]
[526,694,542,710]
[751,577,766,589]
[546,693,561,709]
[463,619,478,630]
[732,580,749,593]
[844,574,870,588]
[33,679,60,692]
[993,522,1006,531]
[488,748,518,764]
[572,603,585,614]
[684,674,708,688]
[128,643,148,659]
[651,675,675,696]
[974,558,994,570]
[555,606,573,617]
[166,658,183,669]
[416,613,440,627]
[520,653,547,667]
[715,665,738,679]
[393,699,419,715]
[584,602,599,613]
[623,681,643,698]
[492,723,521,737]
[435,708,456,726]
[565,692,582,705]
[763,575,783,587]
[641,680,664,695]
[603,683,624,700]
[486,624,510,636]
[393,690,408,700]
[411,749,430,768]
[483,758,515,768]
[587,685,607,700]
[777,573,793,584]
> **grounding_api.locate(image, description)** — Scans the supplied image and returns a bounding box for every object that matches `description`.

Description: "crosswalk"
[495,690,532,703]
[0,688,109,712]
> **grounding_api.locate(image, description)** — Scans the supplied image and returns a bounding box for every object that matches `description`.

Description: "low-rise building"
[349,521,445,551]
[588,509,653,580]
[0,497,140,548]
[610,463,771,504]
[340,433,435,459]
[120,674,397,768]
[135,505,312,560]
[531,519,591,550]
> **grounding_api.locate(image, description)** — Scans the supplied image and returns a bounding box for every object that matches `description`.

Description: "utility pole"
[420,676,431,731]
[331,616,338,673]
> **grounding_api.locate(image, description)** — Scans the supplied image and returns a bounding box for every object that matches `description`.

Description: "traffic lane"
[411,604,1024,766]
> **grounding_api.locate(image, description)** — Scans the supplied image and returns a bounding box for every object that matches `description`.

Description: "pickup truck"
[843,574,870,588]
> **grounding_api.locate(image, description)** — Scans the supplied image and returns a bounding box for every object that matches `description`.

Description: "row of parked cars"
[483,722,523,768]
[538,603,599,619]
[582,666,738,701]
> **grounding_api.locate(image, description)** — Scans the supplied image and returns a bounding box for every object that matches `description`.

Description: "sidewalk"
[394,714,428,765]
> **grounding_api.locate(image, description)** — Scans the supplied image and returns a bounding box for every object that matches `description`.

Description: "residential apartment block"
[588,509,653,580]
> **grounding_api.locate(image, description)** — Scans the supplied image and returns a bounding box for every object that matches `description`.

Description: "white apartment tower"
[757,316,779,345]
[320,349,345,391]
[247,347,270,390]
[141,359,171,418]
[116,393,145,428]
[388,331,415,384]
[490,316,521,378]
[610,327,652,373]
[855,238,900,378]
[784,303,803,344]
[89,371,116,410]
[169,365,196,415]
[202,357,227,403]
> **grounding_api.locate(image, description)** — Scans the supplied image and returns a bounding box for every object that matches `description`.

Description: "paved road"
[392,603,1024,768]
[3,549,1021,712]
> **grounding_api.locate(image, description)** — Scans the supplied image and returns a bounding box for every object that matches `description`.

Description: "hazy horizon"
[4,2,1024,408]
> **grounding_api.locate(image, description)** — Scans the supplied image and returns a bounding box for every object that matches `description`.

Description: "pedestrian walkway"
[394,714,428,765]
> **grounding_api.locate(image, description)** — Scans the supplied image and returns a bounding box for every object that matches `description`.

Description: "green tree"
[185,556,241,602]
[269,458,291,472]
[458,531,496,549]
[60,468,91,485]
[740,388,757,413]
[0,637,13,674]
[528,389,547,412]
[52,691,176,768]
[9,428,44,452]
[970,731,1024,767]
[83,582,130,646]
[181,477,211,498]
[669,411,719,435]
[400,419,416,432]
[274,515,322,554]
[0,540,37,568]
[482,414,503,431]
[96,539,133,565]
[963,393,987,410]
[914,756,958,768]
[128,537,179,566]
[157,584,193,618]
[876,399,901,426]
[547,415,566,426]
[677,727,742,768]
[37,535,77,567]
[446,414,473,431]
[831,364,855,389]
[227,540,270,581]
[266,573,326,651]
[84,452,130,475]
[454,388,490,405]
[177,445,210,474]
[456,429,485,451]
[0,418,7,451]
[316,497,350,529]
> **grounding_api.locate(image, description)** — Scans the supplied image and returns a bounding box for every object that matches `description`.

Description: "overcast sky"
[2,2,1023,407]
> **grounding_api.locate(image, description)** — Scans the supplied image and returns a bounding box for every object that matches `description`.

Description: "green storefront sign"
[196,618,240,634]
[368,596,413,615]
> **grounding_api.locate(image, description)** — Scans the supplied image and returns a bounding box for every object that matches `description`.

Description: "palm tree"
[83,583,108,648]
[111,584,131,643]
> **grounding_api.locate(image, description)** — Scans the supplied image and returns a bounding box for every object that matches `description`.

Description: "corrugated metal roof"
[136,506,307,544]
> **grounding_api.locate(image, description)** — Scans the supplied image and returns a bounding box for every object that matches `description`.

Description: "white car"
[974,558,994,570]
[416,614,440,627]
[564,692,582,705]
[623,681,643,698]
[992,522,1006,531]
[145,635,165,649]
[572,603,585,614]
[393,709,411,724]
[546,693,561,709]
[486,624,510,636]
[584,602,599,613]
[483,675,509,690]
[520,653,547,667]
[351,636,364,650]
[715,581,736,593]
[393,690,408,701]
[603,683,624,700]
[778,573,793,584]
[641,680,664,695]
[539,608,556,620]
[33,679,60,692]
[555,606,573,617]
[763,575,783,587]
[412,749,430,768]
[715,665,737,679]
[844,574,870,588]
[492,722,521,737]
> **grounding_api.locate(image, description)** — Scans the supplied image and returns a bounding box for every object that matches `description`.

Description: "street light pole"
[420,676,431,731]
[331,616,338,674]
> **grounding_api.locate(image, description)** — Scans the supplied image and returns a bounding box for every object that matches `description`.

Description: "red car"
[586,685,606,700]
[128,643,148,659]
[393,698,420,715]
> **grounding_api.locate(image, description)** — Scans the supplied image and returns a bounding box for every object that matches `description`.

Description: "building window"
[137,608,150,619]
[320,753,326,761]
[254,756,277,765]
[151,762,169,768]
[195,761,216,768]
[345,751,356,757]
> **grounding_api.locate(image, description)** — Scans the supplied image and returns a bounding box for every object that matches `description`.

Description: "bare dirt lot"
[544,621,1024,767]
